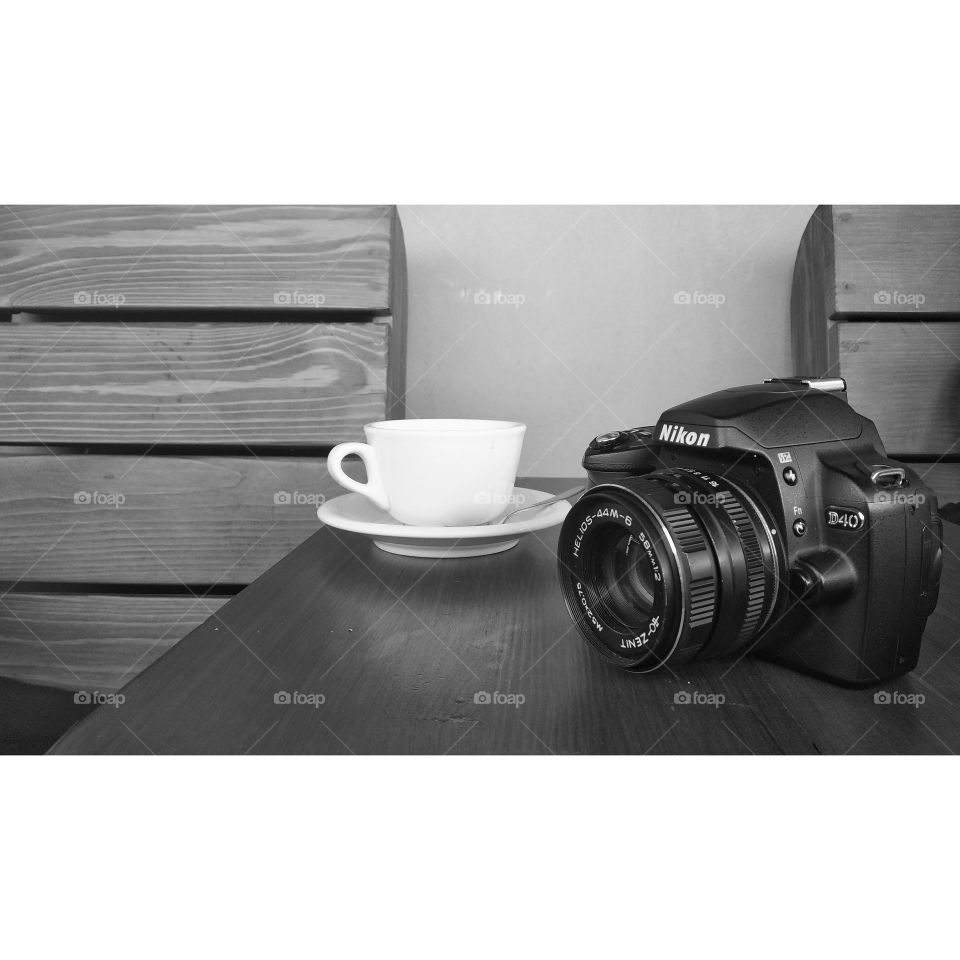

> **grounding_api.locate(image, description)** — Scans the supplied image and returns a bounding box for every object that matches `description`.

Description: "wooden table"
[51,479,960,755]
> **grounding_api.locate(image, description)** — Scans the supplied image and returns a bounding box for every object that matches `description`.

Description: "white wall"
[399,205,815,477]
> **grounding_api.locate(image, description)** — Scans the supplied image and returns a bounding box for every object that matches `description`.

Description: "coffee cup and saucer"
[316,419,572,558]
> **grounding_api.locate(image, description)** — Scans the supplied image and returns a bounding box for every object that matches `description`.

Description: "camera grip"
[327,442,390,512]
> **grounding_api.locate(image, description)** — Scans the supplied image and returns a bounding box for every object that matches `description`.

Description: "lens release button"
[792,518,807,537]
[783,467,798,486]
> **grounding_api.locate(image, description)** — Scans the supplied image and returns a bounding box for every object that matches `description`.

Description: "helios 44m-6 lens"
[557,469,782,672]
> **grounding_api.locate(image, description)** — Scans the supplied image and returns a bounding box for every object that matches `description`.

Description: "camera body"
[561,378,943,686]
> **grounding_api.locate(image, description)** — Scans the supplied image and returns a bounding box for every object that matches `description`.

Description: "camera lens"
[557,470,782,672]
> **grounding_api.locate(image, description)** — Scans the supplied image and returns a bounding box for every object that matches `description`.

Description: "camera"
[557,378,943,686]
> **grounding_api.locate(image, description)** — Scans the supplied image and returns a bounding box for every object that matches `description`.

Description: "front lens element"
[591,525,658,625]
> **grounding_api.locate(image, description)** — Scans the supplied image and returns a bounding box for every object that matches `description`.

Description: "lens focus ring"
[712,491,768,643]
[661,507,717,630]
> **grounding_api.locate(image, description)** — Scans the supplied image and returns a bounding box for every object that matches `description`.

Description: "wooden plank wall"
[837,322,960,458]
[0,205,394,310]
[0,205,407,692]
[0,320,389,443]
[0,454,353,584]
[792,205,960,509]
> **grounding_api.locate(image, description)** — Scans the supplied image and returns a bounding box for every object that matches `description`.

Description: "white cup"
[327,419,526,526]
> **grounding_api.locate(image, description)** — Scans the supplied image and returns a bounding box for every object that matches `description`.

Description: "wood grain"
[838,321,960,457]
[831,206,960,316]
[0,321,387,444]
[791,204,837,375]
[0,453,354,584]
[386,210,408,418]
[0,206,395,310]
[792,207,960,460]
[792,206,960,325]
[908,462,960,504]
[0,592,228,692]
[49,479,960,755]
[0,205,408,700]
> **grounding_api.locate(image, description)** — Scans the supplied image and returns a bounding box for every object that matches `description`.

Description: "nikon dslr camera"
[557,378,943,686]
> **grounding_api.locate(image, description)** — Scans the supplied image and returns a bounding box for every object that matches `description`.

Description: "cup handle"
[327,442,390,512]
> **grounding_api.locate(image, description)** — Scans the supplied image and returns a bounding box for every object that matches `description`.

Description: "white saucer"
[317,487,571,558]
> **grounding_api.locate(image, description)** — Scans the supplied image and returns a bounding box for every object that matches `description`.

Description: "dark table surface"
[51,479,960,755]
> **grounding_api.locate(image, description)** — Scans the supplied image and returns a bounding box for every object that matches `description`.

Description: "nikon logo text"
[659,423,711,447]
